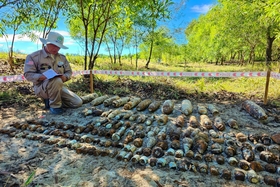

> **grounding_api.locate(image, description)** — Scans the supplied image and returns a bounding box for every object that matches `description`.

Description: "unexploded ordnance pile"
[1,95,280,186]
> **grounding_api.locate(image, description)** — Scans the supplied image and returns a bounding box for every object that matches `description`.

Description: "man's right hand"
[38,75,47,81]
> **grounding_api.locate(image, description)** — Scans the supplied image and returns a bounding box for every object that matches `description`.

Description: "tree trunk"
[145,40,154,69]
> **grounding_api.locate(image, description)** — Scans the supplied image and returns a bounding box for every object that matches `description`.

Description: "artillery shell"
[71,142,82,150]
[182,137,193,152]
[116,150,127,161]
[134,130,145,139]
[171,139,181,150]
[226,118,239,129]
[248,133,261,144]
[135,147,143,155]
[108,109,121,119]
[139,156,149,165]
[207,104,219,116]
[261,133,272,145]
[209,129,218,138]
[198,163,208,174]
[112,126,126,141]
[268,144,280,154]
[216,155,225,165]
[203,153,214,162]
[254,143,266,153]
[80,93,99,103]
[221,169,231,180]
[239,159,250,170]
[66,139,77,148]
[209,166,219,176]
[91,128,98,135]
[181,99,193,116]
[103,95,120,107]
[112,97,130,108]
[224,146,236,157]
[194,139,208,154]
[166,148,175,156]
[197,104,207,115]
[136,99,152,111]
[142,147,152,156]
[265,163,276,173]
[145,115,155,126]
[146,136,157,148]
[74,126,86,134]
[161,100,174,114]
[131,154,141,163]
[56,139,67,148]
[175,149,184,158]
[123,135,133,144]
[152,147,164,158]
[44,137,60,145]
[260,151,277,163]
[105,129,116,139]
[250,161,264,172]
[236,132,247,142]
[212,138,225,144]
[242,147,255,162]
[156,141,168,150]
[157,127,167,140]
[91,109,104,116]
[91,95,109,106]
[175,115,185,127]
[92,148,101,156]
[124,97,141,110]
[228,157,238,166]
[157,114,168,125]
[247,169,259,184]
[157,157,167,167]
[133,138,143,147]
[148,101,161,112]
[108,149,118,158]
[185,150,194,158]
[200,115,212,129]
[211,143,223,154]
[136,114,147,123]
[242,100,267,120]
[80,134,95,143]
[264,175,277,186]
[234,169,245,181]
[123,152,133,162]
[213,117,225,131]
[194,152,203,160]
[129,114,138,121]
[189,115,199,128]
[169,161,177,170]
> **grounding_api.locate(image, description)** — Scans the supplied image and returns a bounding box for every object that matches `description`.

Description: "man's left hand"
[59,75,67,82]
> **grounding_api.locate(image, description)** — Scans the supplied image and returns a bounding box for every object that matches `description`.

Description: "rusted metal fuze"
[241,100,267,120]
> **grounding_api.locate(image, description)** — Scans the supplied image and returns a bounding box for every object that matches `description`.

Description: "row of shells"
[81,94,268,120]
[1,115,279,186]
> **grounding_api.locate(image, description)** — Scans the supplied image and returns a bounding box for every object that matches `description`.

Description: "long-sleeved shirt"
[24,47,72,86]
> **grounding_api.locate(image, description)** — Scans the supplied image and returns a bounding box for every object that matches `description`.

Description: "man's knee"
[49,77,63,89]
[71,97,83,108]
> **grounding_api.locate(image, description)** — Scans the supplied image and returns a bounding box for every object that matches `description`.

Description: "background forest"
[1,0,280,71]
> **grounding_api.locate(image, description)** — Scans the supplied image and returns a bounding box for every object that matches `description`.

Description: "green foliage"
[24,170,36,187]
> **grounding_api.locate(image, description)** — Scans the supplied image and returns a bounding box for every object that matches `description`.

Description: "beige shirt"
[24,47,72,86]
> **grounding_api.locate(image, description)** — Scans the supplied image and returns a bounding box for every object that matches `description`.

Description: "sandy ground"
[0,97,279,187]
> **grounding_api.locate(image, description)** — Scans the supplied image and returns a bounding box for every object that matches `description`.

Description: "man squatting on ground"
[24,31,83,115]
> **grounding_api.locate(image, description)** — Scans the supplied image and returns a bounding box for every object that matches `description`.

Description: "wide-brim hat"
[39,31,68,49]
